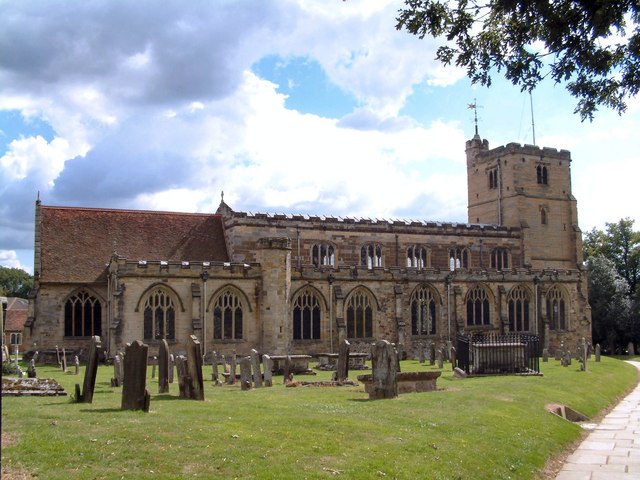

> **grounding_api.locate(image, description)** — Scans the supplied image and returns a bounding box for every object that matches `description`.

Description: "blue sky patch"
[252,55,357,119]
[0,110,56,156]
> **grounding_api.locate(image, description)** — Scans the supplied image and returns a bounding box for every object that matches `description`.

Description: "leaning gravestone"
[158,339,170,394]
[175,355,191,398]
[75,336,101,403]
[250,349,263,387]
[369,340,398,400]
[121,340,150,412]
[186,335,204,401]
[240,356,252,391]
[335,339,350,382]
[263,354,273,387]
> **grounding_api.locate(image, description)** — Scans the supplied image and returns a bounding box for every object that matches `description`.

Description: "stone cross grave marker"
[369,340,398,400]
[250,349,262,387]
[263,354,273,387]
[186,335,204,401]
[240,356,252,390]
[158,339,170,394]
[121,340,150,412]
[75,336,101,403]
[335,339,350,382]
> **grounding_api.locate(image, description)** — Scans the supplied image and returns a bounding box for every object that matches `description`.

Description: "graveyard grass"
[2,357,638,480]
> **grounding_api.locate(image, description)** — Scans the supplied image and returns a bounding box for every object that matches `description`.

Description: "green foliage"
[0,266,33,298]
[1,359,637,479]
[2,361,21,375]
[396,0,640,120]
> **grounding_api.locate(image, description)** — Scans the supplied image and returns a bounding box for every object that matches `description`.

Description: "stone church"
[26,133,592,359]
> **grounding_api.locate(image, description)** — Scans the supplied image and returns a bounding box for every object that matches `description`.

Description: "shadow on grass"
[79,408,123,413]
[152,394,186,402]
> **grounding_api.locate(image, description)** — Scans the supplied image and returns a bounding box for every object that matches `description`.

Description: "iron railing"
[456,333,540,375]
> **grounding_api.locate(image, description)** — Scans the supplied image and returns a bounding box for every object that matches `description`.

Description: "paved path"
[555,361,640,479]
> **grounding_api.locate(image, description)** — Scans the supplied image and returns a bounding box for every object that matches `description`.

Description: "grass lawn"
[2,356,638,480]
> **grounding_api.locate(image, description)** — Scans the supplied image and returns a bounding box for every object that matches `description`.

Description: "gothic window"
[411,286,437,336]
[537,165,548,185]
[488,169,498,189]
[449,247,469,271]
[312,243,335,267]
[292,288,322,340]
[466,286,491,326]
[546,286,567,331]
[143,287,176,341]
[212,289,243,340]
[541,208,548,225]
[407,245,428,268]
[508,287,531,332]
[490,248,509,270]
[64,290,102,337]
[361,243,383,269]
[346,289,373,339]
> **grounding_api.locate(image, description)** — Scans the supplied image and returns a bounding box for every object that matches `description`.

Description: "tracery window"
[143,287,176,341]
[292,288,322,340]
[449,247,469,271]
[361,243,383,269]
[407,245,428,268]
[64,290,102,337]
[212,289,243,340]
[411,286,437,336]
[466,286,491,326]
[312,243,335,267]
[546,286,567,331]
[508,287,531,332]
[537,165,548,185]
[346,289,373,338]
[490,248,509,270]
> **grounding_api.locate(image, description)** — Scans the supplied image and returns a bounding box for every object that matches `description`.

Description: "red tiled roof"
[5,298,28,331]
[40,206,229,283]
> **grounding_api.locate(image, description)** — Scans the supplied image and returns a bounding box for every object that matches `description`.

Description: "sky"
[1,0,639,275]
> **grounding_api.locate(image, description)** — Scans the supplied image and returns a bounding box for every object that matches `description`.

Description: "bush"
[2,362,21,375]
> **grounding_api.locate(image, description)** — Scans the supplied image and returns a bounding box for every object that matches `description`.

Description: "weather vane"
[467,98,482,136]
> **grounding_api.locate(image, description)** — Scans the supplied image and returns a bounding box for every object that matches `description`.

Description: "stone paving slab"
[554,361,640,479]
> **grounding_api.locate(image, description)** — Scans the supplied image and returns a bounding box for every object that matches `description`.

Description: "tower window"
[536,165,548,185]
[541,208,548,225]
[488,169,498,189]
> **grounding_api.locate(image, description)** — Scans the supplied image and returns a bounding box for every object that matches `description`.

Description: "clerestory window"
[490,248,509,270]
[312,243,335,267]
[449,247,469,271]
[361,243,383,269]
[407,245,428,268]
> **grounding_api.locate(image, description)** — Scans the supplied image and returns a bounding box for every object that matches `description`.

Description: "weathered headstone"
[186,335,204,401]
[168,354,175,383]
[417,342,425,363]
[429,342,436,366]
[74,356,80,375]
[151,356,157,379]
[61,348,67,373]
[369,340,398,400]
[75,336,101,403]
[580,339,589,372]
[263,354,273,387]
[55,345,61,366]
[595,343,601,362]
[335,339,350,382]
[283,355,292,384]
[227,353,237,385]
[121,340,150,412]
[111,353,123,387]
[450,346,457,371]
[175,355,191,398]
[250,349,263,387]
[436,349,443,369]
[27,359,37,378]
[211,352,220,383]
[240,356,252,391]
[158,339,170,394]
[542,348,549,362]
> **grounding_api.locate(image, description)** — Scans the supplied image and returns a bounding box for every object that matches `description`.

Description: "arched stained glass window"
[212,289,243,340]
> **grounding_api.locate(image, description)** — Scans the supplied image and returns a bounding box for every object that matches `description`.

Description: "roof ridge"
[41,205,221,217]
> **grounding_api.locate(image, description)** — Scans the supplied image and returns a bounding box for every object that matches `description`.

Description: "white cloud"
[0,250,32,274]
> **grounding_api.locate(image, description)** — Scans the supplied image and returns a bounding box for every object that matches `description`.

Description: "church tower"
[466,135,584,270]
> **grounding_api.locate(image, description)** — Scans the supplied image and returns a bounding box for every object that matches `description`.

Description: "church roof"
[39,206,229,283]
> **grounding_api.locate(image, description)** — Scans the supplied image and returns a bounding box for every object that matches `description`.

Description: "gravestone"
[55,345,61,366]
[263,354,273,387]
[111,353,123,387]
[186,335,204,401]
[580,338,589,371]
[158,339,170,394]
[429,342,436,366]
[75,336,101,403]
[436,349,443,369]
[595,344,601,362]
[74,356,80,375]
[250,349,263,387]
[226,353,237,385]
[151,356,157,379]
[175,355,191,398]
[168,354,175,383]
[121,340,150,412]
[369,340,398,400]
[450,346,457,371]
[240,356,252,391]
[61,348,68,373]
[417,342,425,363]
[27,359,37,378]
[335,339,350,382]
[283,355,292,384]
[211,352,220,384]
[542,348,549,362]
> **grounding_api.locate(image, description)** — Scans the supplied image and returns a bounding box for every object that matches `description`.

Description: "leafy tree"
[588,255,631,353]
[0,266,34,298]
[396,0,640,120]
